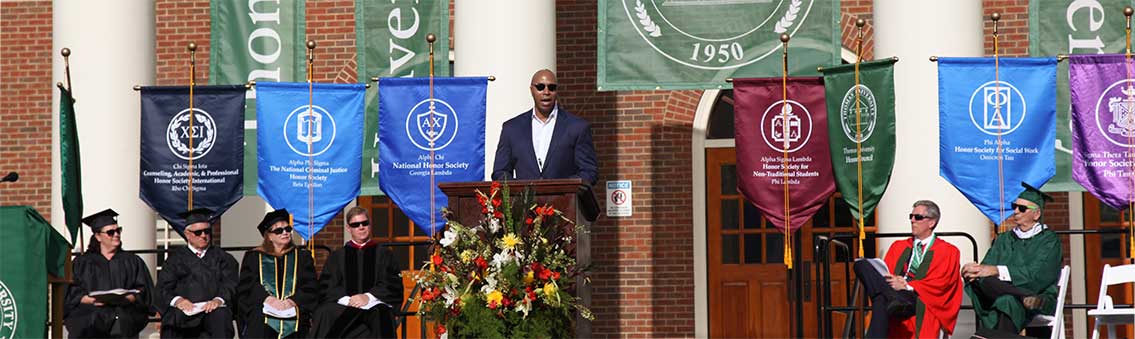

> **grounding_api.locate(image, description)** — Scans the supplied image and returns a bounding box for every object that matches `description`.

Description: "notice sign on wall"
[606,180,633,217]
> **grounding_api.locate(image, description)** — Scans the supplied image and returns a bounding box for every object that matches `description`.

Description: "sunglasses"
[100,227,123,236]
[532,83,558,92]
[268,226,293,235]
[909,214,932,221]
[1011,203,1037,213]
[187,228,212,237]
[347,220,370,228]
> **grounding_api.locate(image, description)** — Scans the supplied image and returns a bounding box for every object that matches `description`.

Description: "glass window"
[743,202,762,230]
[707,91,735,139]
[722,199,739,230]
[722,234,740,264]
[744,233,761,264]
[721,164,738,195]
[766,233,784,264]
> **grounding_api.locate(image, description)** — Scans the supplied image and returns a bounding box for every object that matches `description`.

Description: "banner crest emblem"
[839,84,877,142]
[761,100,813,152]
[1097,79,1135,145]
[406,99,459,151]
[283,105,337,157]
[166,108,217,161]
[968,80,1028,136]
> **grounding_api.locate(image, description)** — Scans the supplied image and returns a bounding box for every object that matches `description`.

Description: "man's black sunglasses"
[909,214,931,221]
[532,83,558,92]
[1010,203,1036,213]
[268,226,293,235]
[100,227,123,236]
[347,220,370,228]
[187,228,212,237]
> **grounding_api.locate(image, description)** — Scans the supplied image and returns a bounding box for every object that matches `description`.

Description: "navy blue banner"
[938,57,1057,224]
[379,77,487,235]
[140,85,245,233]
[256,82,365,240]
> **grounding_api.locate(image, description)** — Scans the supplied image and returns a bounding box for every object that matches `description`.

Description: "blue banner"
[256,82,365,240]
[379,77,487,235]
[140,85,245,233]
[938,57,1057,224]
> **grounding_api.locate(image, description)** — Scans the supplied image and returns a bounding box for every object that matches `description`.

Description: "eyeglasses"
[100,227,123,236]
[1011,203,1037,213]
[532,83,558,92]
[187,228,212,237]
[909,214,932,221]
[268,226,293,235]
[347,220,370,228]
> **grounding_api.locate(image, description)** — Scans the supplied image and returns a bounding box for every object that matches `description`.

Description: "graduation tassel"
[852,19,867,258]
[779,33,793,270]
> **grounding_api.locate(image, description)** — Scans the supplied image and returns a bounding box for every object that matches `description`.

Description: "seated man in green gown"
[962,183,1063,337]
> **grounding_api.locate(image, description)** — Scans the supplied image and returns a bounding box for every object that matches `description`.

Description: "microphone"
[1,172,18,183]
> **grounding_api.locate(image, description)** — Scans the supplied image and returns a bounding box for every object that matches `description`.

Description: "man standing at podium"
[492,69,598,186]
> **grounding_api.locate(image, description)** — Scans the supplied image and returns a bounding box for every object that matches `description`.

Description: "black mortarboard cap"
[178,207,215,226]
[1018,182,1054,210]
[257,209,290,235]
[81,208,119,231]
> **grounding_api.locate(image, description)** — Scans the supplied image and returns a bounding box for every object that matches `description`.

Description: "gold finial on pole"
[991,12,1001,35]
[1125,7,1132,55]
[61,48,73,92]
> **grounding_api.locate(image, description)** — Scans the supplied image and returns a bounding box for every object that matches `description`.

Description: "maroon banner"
[734,77,835,232]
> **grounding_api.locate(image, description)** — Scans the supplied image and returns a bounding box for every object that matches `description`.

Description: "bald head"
[530,69,558,117]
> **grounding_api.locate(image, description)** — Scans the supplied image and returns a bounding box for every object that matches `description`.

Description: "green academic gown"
[965,226,1062,331]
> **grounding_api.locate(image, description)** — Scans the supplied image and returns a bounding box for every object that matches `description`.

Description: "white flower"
[440,229,458,247]
[514,298,531,318]
[443,285,459,306]
[491,251,514,269]
[480,275,499,294]
[488,218,501,233]
[440,333,448,339]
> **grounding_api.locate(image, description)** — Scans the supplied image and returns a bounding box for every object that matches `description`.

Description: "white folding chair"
[1026,265,1070,339]
[1089,264,1135,339]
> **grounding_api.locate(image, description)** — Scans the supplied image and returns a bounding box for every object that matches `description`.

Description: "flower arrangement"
[415,182,594,338]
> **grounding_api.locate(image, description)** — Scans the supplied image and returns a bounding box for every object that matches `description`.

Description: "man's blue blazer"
[491,108,598,186]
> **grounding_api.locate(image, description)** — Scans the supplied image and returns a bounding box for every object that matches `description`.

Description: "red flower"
[492,197,502,207]
[474,257,488,270]
[525,217,534,225]
[488,300,499,309]
[552,271,561,280]
[526,286,537,300]
[449,306,461,316]
[481,207,489,214]
[541,205,556,216]
[491,181,501,192]
[538,268,552,280]
[535,206,546,216]
[436,325,446,336]
[431,254,443,266]
[422,288,437,301]
[476,194,487,206]
[493,210,503,219]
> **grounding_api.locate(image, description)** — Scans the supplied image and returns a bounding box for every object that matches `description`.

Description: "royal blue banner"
[140,85,245,233]
[938,57,1057,224]
[379,77,487,235]
[256,82,364,240]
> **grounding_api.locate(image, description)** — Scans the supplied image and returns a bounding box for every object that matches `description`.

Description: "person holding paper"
[491,69,598,186]
[236,209,318,339]
[64,208,155,338]
[156,208,239,338]
[852,200,963,338]
[963,183,1063,337]
[310,207,403,338]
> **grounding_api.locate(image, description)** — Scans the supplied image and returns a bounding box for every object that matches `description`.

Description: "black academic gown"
[64,249,155,339]
[235,248,318,339]
[311,241,404,338]
[156,246,239,338]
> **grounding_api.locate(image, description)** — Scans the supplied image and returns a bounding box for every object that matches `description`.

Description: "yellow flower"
[524,270,535,284]
[486,290,504,307]
[542,282,560,305]
[502,233,521,250]
[460,250,474,263]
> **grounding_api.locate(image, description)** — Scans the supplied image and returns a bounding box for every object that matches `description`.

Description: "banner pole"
[990,13,1006,235]
[427,33,437,240]
[1125,7,1134,261]
[305,40,316,257]
[187,43,197,210]
[60,48,82,252]
[853,19,866,258]
[778,33,793,270]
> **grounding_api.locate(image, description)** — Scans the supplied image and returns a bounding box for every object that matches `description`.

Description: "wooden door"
[1082,194,1134,339]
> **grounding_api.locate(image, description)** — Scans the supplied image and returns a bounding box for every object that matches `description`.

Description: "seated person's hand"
[348,294,369,308]
[81,295,104,307]
[884,274,908,291]
[175,298,195,312]
[125,294,137,303]
[203,299,221,313]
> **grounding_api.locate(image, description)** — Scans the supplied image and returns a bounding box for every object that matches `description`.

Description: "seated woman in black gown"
[236,209,318,339]
[63,208,155,338]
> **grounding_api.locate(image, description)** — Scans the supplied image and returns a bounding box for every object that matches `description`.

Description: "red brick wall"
[0,1,53,218]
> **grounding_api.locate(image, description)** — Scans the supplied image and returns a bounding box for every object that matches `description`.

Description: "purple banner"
[1070,54,1135,209]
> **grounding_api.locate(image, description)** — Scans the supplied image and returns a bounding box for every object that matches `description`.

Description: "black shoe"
[886,290,917,318]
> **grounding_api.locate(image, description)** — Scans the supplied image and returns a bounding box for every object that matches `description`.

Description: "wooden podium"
[439,179,598,337]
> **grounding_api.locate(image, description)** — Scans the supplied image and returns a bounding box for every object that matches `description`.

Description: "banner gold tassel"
[779,34,793,269]
[853,19,866,258]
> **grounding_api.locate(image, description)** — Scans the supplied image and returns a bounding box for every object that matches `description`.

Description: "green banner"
[209,0,306,195]
[1029,0,1135,191]
[0,206,69,339]
[356,0,450,196]
[59,87,83,243]
[821,59,897,220]
[598,0,839,90]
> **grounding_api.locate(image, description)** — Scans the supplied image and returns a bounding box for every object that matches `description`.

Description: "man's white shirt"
[531,105,559,172]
